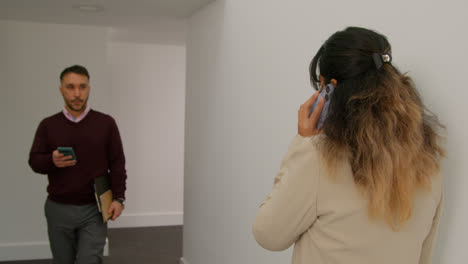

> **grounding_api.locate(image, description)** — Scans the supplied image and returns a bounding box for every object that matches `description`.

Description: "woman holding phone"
[253,27,445,264]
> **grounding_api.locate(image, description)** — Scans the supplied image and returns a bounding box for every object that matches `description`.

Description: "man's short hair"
[60,65,90,81]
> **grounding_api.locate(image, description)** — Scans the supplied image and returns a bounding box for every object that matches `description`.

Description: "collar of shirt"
[62,105,91,123]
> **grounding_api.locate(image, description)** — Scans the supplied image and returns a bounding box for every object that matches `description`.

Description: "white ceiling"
[0,0,215,27]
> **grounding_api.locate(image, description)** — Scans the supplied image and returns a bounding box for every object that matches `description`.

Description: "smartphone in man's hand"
[57,147,77,161]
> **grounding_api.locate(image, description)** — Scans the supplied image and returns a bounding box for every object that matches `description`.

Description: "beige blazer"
[253,135,443,264]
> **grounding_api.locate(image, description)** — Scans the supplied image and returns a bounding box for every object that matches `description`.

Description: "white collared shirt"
[62,105,91,123]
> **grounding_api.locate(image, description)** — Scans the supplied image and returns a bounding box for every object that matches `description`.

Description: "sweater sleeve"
[108,117,127,199]
[419,187,444,264]
[28,120,56,174]
[252,135,320,251]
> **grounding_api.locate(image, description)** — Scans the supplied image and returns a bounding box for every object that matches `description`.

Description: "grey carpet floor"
[0,226,182,264]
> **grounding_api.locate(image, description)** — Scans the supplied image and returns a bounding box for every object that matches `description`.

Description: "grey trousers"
[45,199,107,264]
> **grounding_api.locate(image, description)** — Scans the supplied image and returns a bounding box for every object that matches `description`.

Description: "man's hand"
[298,91,325,137]
[52,150,76,168]
[108,201,124,221]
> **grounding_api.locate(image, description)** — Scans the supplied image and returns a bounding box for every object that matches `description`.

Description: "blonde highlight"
[320,66,444,230]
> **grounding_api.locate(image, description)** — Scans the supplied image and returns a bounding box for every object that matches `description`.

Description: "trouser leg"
[75,203,107,264]
[44,199,77,264]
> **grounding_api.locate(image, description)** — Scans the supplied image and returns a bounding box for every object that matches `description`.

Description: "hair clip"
[372,53,392,70]
[382,54,391,63]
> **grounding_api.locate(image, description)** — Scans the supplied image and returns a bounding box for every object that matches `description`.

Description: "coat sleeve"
[419,187,444,264]
[252,135,320,251]
[28,120,56,174]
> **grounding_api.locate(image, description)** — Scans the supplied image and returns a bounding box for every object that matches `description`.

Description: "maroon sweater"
[29,110,127,205]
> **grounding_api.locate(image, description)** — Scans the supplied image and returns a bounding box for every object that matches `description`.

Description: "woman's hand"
[298,91,325,137]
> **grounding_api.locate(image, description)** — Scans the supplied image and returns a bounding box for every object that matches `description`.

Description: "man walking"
[29,65,127,264]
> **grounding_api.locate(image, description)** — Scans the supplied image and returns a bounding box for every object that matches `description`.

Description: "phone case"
[57,147,77,161]
[309,83,335,129]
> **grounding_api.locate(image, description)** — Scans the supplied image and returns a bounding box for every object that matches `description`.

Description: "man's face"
[59,73,90,113]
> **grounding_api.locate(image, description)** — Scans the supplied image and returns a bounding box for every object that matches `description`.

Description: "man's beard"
[65,97,88,112]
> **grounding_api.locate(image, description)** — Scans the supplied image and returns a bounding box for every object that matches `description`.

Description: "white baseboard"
[180,257,190,264]
[0,238,109,262]
[108,211,183,228]
[0,241,50,261]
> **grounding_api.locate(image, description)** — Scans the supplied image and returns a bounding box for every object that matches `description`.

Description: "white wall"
[0,19,185,261]
[183,1,468,264]
[106,40,185,228]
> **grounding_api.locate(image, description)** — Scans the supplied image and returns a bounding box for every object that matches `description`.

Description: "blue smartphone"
[309,83,335,129]
[57,147,77,161]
